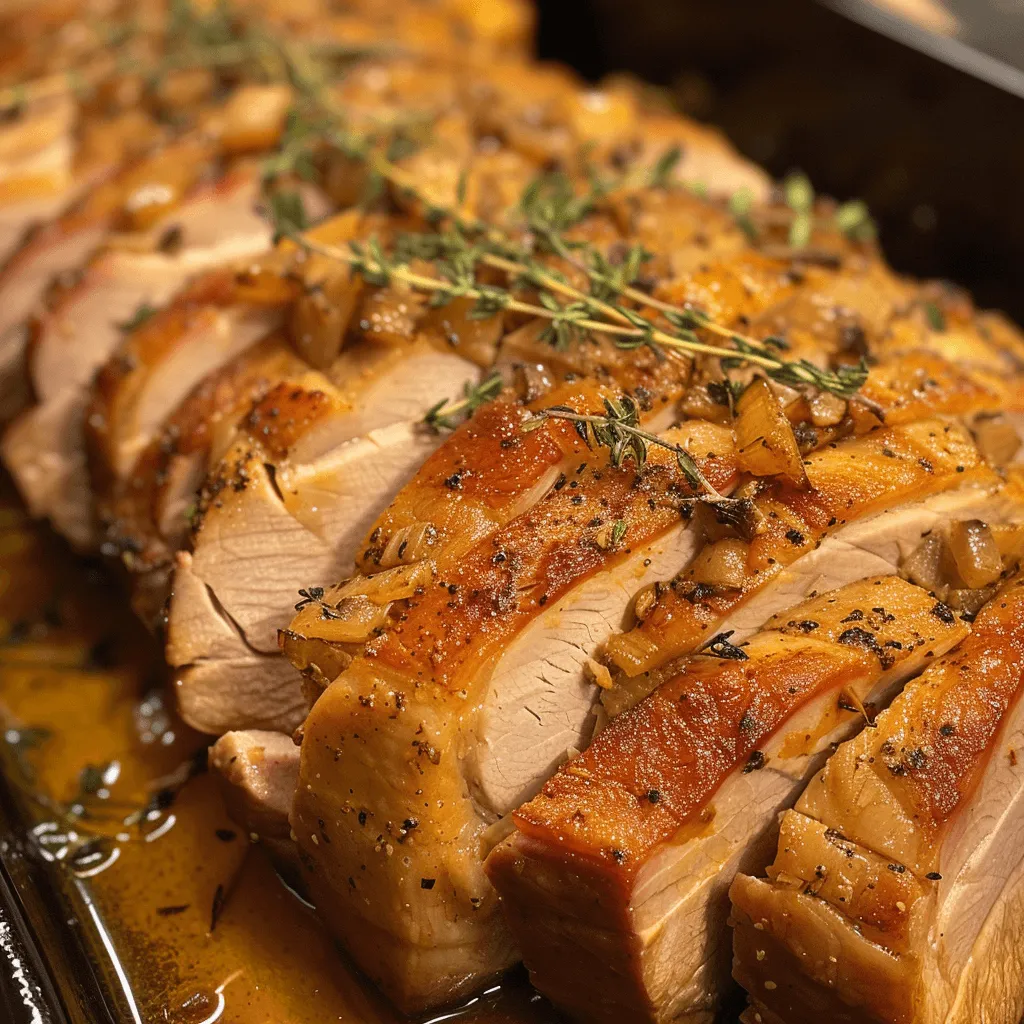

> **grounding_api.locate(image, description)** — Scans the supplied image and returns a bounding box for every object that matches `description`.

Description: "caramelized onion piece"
[153,68,216,112]
[679,383,733,426]
[808,390,848,428]
[900,534,945,591]
[972,415,1021,466]
[286,564,433,649]
[334,561,433,604]
[280,630,353,697]
[378,522,440,570]
[946,585,997,616]
[947,519,1003,589]
[219,84,293,154]
[991,522,1024,564]
[734,378,808,486]
[306,597,392,642]
[690,537,749,590]
[632,583,658,622]
[290,268,364,369]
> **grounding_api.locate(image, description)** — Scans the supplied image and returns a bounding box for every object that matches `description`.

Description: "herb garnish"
[698,630,749,660]
[118,304,157,333]
[523,396,761,528]
[292,230,868,399]
[784,172,814,250]
[424,371,504,431]
[202,23,871,402]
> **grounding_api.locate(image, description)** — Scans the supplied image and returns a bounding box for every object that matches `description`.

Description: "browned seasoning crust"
[731,574,1024,1024]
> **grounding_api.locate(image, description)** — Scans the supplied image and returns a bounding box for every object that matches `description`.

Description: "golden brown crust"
[607,419,992,676]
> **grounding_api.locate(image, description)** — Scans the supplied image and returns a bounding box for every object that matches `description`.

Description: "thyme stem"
[151,6,866,401]
[291,233,862,397]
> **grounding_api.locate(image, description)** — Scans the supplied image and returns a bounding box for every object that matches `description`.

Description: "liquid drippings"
[0,489,555,1024]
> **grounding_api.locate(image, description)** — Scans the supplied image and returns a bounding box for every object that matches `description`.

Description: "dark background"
[535,0,1024,321]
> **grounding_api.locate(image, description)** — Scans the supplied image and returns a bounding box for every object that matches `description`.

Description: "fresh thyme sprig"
[524,395,725,499]
[289,228,868,399]
[157,3,868,403]
[425,371,504,431]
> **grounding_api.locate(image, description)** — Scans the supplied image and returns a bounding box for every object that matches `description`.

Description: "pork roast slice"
[0,132,223,422]
[2,169,273,547]
[209,728,300,867]
[283,426,743,1012]
[95,335,310,626]
[167,347,477,735]
[0,214,107,418]
[279,366,694,690]
[480,421,1020,1021]
[605,418,1000,688]
[487,576,973,1024]
[731,572,1024,1024]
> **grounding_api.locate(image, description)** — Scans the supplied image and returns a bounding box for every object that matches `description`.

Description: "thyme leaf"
[924,301,947,332]
[698,630,749,660]
[648,145,682,189]
[424,371,504,431]
[268,190,309,242]
[118,304,157,333]
[525,397,723,498]
[834,199,876,242]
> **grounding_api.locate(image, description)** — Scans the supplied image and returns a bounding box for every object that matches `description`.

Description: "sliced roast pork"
[166,340,481,735]
[95,334,310,627]
[285,420,737,1012]
[2,168,274,548]
[731,571,1024,1024]
[277,364,696,691]
[209,728,300,867]
[486,576,972,1024]
[604,418,1002,693]
[0,134,222,420]
[176,323,694,736]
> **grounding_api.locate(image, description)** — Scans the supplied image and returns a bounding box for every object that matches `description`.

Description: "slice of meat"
[0,134,219,421]
[168,551,308,734]
[181,350,476,651]
[282,371,692,684]
[0,190,70,263]
[81,189,352,491]
[209,728,300,867]
[0,214,107,419]
[287,426,735,1013]
[730,573,1024,1024]
[463,420,737,817]
[95,335,309,599]
[167,342,477,735]
[2,169,274,547]
[486,576,971,1024]
[605,418,999,686]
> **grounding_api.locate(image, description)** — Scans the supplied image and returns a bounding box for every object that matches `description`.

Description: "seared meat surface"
[731,573,1024,1024]
[2,0,1024,1020]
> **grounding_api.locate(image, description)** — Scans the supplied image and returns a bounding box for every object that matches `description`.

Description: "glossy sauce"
[0,489,554,1024]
